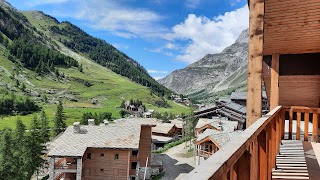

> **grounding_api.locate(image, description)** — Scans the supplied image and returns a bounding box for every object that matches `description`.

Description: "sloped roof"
[170,119,183,129]
[152,135,173,143]
[196,129,243,147]
[47,118,156,157]
[230,91,267,100]
[152,123,176,134]
[195,117,238,132]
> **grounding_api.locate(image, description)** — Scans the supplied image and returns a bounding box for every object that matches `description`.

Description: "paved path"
[160,143,195,180]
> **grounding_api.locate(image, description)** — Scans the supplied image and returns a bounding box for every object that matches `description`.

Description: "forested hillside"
[0,2,189,130]
[49,21,170,97]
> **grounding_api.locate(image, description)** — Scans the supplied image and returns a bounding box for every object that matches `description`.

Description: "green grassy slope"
[0,10,189,130]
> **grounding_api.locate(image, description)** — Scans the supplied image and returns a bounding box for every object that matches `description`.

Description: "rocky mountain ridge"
[158,29,249,102]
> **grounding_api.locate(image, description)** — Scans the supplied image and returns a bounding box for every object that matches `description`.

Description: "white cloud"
[48,0,167,39]
[185,0,201,9]
[147,70,168,74]
[153,76,165,80]
[24,0,71,7]
[165,5,249,64]
[111,43,129,50]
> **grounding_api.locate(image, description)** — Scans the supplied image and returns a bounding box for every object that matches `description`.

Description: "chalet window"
[132,150,138,156]
[100,153,104,157]
[87,153,91,160]
[131,162,137,169]
[114,153,119,160]
[85,169,90,176]
[100,169,104,172]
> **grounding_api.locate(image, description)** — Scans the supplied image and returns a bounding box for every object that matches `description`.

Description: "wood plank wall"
[264,0,320,55]
[82,148,130,180]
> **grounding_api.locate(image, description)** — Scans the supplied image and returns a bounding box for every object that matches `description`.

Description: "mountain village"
[0,0,320,180]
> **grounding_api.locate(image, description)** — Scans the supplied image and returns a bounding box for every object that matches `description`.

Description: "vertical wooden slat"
[235,151,251,180]
[280,109,285,140]
[296,112,301,140]
[246,0,264,128]
[267,124,272,180]
[289,109,293,140]
[229,165,236,180]
[304,112,309,141]
[312,111,318,142]
[250,139,259,180]
[276,114,280,155]
[258,130,267,180]
[270,54,279,110]
[271,119,276,168]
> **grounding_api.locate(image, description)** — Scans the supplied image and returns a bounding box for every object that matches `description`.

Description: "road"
[160,143,195,180]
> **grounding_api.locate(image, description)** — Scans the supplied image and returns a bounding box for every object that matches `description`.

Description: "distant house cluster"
[47,118,162,180]
[194,118,242,165]
[151,118,184,149]
[123,101,155,118]
[170,94,191,106]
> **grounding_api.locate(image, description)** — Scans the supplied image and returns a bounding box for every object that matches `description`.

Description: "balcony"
[198,149,214,158]
[54,158,77,173]
[186,106,320,180]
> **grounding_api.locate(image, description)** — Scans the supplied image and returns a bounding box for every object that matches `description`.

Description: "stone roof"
[152,135,173,143]
[152,123,176,134]
[196,129,243,147]
[170,119,184,129]
[47,118,156,157]
[230,91,267,100]
[196,117,237,131]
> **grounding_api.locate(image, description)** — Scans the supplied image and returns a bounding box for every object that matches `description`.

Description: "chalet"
[186,0,320,179]
[152,123,179,137]
[194,118,242,165]
[47,119,156,180]
[170,118,184,135]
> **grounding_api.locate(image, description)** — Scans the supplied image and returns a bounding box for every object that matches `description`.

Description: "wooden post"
[312,112,318,142]
[289,109,293,140]
[270,54,279,110]
[276,114,280,155]
[246,0,265,128]
[258,130,267,180]
[271,119,276,168]
[304,112,309,141]
[296,112,301,140]
[281,109,285,140]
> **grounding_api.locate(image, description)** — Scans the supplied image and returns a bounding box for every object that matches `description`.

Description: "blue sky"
[7,0,249,80]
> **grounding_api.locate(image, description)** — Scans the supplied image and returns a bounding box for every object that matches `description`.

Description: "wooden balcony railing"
[54,163,77,169]
[198,149,214,158]
[186,106,320,180]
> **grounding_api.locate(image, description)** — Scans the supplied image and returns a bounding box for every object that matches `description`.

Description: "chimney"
[103,120,109,126]
[88,119,95,126]
[73,122,80,133]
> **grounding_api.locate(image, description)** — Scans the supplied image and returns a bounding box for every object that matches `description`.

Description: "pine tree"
[54,101,66,135]
[0,129,15,179]
[39,110,50,143]
[13,118,28,180]
[25,115,44,179]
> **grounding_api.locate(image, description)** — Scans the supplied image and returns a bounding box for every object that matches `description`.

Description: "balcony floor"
[272,140,320,180]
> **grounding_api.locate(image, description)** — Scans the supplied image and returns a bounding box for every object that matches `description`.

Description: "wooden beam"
[304,112,309,141]
[270,54,279,110]
[296,112,301,140]
[312,112,318,142]
[246,0,265,128]
[289,109,293,140]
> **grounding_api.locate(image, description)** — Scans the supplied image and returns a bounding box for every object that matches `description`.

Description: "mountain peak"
[235,28,249,44]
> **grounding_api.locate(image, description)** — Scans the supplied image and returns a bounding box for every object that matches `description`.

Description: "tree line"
[0,6,79,76]
[0,112,49,179]
[0,93,39,115]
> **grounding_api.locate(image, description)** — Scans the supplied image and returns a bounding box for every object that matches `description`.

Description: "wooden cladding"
[263,0,320,55]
